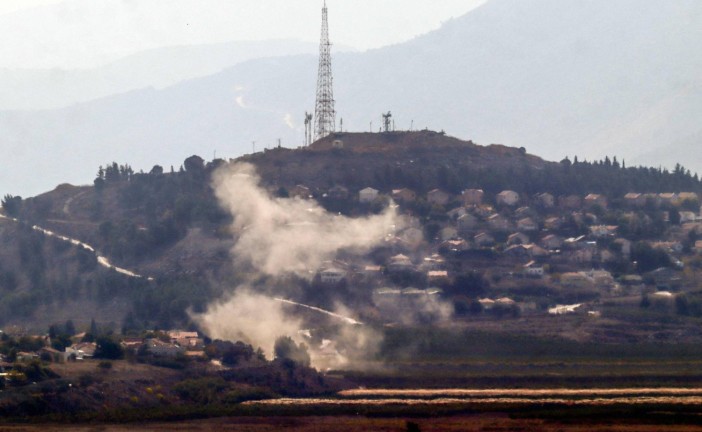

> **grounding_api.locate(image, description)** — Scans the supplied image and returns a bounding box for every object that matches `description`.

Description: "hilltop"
[241,131,546,193]
[1,131,701,338]
[3,0,702,196]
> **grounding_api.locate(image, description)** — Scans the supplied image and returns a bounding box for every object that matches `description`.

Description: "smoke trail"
[274,298,363,325]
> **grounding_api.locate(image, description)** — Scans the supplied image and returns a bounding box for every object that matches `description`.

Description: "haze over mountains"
[1,0,701,197]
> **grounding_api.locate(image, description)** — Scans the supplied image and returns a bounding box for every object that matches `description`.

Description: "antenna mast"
[382,111,392,133]
[313,1,336,141]
[304,111,313,146]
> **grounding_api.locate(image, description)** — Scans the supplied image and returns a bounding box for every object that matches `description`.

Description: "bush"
[173,377,228,404]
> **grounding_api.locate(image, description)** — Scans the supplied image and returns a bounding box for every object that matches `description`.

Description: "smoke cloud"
[211,162,399,278]
[194,289,302,358]
[194,162,406,367]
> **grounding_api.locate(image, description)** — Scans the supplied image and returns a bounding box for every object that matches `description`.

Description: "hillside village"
[3,132,702,388]
[295,183,702,322]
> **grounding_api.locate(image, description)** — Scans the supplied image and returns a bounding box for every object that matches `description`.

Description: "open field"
[3,415,702,432]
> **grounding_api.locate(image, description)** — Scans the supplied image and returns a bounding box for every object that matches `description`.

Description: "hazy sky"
[0,0,487,69]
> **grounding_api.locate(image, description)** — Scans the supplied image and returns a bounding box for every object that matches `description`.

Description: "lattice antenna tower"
[313,1,336,141]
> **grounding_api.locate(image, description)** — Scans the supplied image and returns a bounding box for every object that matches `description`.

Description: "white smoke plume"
[211,162,400,278]
[194,162,407,366]
[194,289,302,358]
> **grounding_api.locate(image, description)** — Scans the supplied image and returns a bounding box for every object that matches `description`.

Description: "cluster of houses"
[309,185,702,317]
[2,330,206,369]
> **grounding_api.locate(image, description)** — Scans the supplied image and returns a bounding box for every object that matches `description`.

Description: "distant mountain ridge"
[0,39,320,110]
[1,0,701,197]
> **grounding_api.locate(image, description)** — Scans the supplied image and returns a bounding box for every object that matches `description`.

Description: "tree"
[1,194,22,216]
[94,336,124,360]
[274,336,310,367]
[183,155,205,173]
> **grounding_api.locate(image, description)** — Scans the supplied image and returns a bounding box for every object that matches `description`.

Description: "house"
[461,189,484,206]
[168,330,198,342]
[658,193,678,205]
[420,254,446,271]
[358,187,379,203]
[544,217,563,230]
[584,194,608,209]
[644,267,682,291]
[478,298,495,310]
[457,213,478,231]
[16,352,40,362]
[496,190,520,206]
[541,234,563,250]
[507,232,530,246]
[695,240,702,254]
[679,211,697,223]
[440,238,471,252]
[65,342,96,360]
[145,339,185,358]
[474,232,495,247]
[488,214,511,231]
[678,192,699,204]
[523,261,545,278]
[121,337,145,353]
[319,267,347,284]
[168,331,203,350]
[589,225,618,238]
[535,192,555,208]
[495,297,516,306]
[427,189,450,206]
[624,192,646,207]
[427,270,449,284]
[650,241,684,254]
[328,185,349,200]
[559,195,582,209]
[387,254,415,273]
[391,188,417,203]
[517,217,538,232]
[363,265,383,279]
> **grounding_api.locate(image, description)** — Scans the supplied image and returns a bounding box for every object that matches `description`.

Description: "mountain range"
[1,0,701,197]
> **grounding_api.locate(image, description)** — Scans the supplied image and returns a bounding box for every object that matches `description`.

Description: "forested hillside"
[1,131,700,332]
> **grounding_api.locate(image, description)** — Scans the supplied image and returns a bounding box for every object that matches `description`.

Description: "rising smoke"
[211,162,398,277]
[193,162,404,367]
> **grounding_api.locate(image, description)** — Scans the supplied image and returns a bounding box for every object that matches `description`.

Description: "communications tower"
[313,1,335,141]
